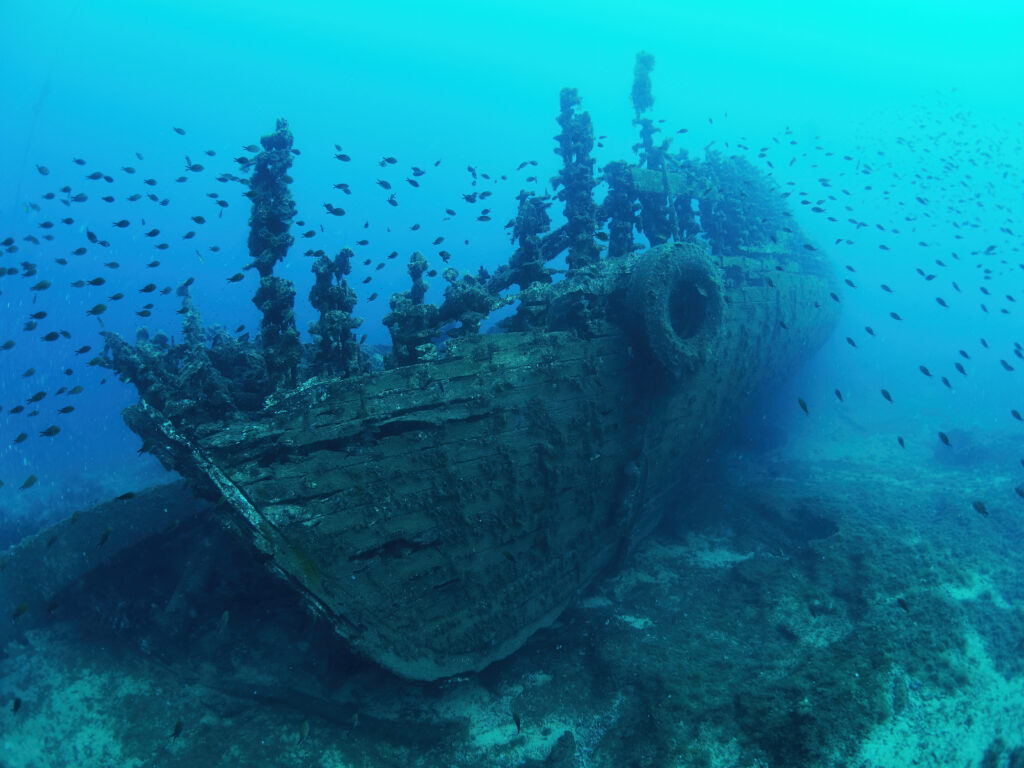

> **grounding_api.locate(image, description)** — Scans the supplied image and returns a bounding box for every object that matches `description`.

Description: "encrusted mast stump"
[383,252,441,366]
[553,88,600,274]
[309,248,366,378]
[247,118,302,389]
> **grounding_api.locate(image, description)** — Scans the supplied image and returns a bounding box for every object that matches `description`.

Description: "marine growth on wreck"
[99,53,815,423]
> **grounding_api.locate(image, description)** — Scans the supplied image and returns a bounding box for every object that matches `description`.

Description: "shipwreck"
[3,57,839,680]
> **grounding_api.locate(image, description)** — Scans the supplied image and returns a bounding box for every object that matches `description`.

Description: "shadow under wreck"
[99,59,839,680]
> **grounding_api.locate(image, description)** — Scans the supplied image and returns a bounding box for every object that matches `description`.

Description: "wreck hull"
[126,244,837,679]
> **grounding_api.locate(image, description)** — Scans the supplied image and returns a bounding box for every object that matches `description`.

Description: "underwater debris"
[84,60,841,682]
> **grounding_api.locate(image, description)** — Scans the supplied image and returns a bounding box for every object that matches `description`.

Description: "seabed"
[4,423,1023,768]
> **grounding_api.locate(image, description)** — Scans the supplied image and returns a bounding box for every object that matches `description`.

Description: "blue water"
[1,0,1022,531]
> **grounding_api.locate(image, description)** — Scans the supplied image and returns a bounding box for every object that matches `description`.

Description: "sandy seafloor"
[3,417,1024,768]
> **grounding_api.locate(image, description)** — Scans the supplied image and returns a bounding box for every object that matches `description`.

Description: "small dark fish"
[935,297,948,308]
[113,219,130,228]
[972,500,988,517]
[1012,410,1022,421]
[896,597,909,612]
[171,719,184,739]
[881,389,893,403]
[192,215,206,224]
[897,436,905,448]
[368,292,378,301]
[797,397,808,414]
[86,304,107,316]
[139,283,157,293]
[42,331,60,342]
[115,492,136,501]
[919,365,931,377]
[20,475,37,490]
[98,528,111,547]
[13,433,28,444]
[227,273,244,283]
[11,696,22,713]
[938,431,951,447]
[834,389,843,402]
[845,337,856,348]
[40,425,60,437]
[57,406,74,414]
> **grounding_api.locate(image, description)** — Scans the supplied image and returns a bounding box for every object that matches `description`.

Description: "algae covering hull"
[124,243,838,680]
